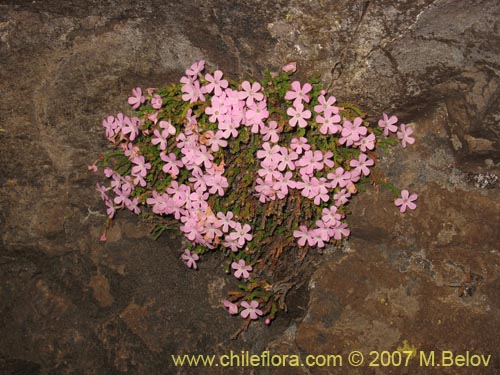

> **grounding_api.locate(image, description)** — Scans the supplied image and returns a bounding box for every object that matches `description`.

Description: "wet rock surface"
[0,0,499,374]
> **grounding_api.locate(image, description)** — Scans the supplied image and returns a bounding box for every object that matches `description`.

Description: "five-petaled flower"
[128,87,145,109]
[378,113,398,136]
[395,190,418,213]
[397,124,415,148]
[240,300,263,320]
[231,259,252,279]
[181,249,199,269]
[223,300,239,315]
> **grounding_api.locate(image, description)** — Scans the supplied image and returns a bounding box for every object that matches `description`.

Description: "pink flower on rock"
[378,113,398,136]
[395,190,418,213]
[181,249,199,269]
[397,124,415,148]
[128,87,145,109]
[223,300,239,315]
[231,259,252,279]
[240,301,263,320]
[349,153,374,177]
[185,60,205,77]
[282,62,297,73]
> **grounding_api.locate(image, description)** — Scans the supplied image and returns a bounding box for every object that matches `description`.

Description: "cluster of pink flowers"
[97,60,419,322]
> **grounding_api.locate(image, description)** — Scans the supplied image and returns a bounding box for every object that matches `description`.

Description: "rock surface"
[0,0,499,374]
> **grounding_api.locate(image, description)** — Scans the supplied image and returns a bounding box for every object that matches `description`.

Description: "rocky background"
[1,0,499,374]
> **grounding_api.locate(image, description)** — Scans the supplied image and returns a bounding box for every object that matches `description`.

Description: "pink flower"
[273,171,296,195]
[355,133,376,152]
[349,153,374,176]
[205,130,228,152]
[240,300,263,320]
[378,113,398,136]
[205,172,229,196]
[223,300,239,315]
[321,206,342,226]
[257,142,281,164]
[261,120,281,143]
[125,197,141,215]
[340,117,367,146]
[181,80,205,103]
[293,225,314,247]
[282,62,297,73]
[185,60,205,77]
[296,150,323,175]
[255,177,275,203]
[287,102,311,128]
[231,259,252,279]
[203,70,228,96]
[205,96,228,123]
[332,222,350,240]
[276,147,298,171]
[334,189,351,206]
[395,190,418,212]
[102,115,117,138]
[227,223,253,246]
[216,211,237,233]
[397,124,415,147]
[151,129,170,150]
[128,87,145,109]
[284,81,312,105]
[131,156,151,177]
[88,164,98,172]
[160,152,183,177]
[151,94,163,109]
[181,249,199,269]
[239,81,264,106]
[121,116,140,141]
[317,111,342,135]
[314,95,338,114]
[290,137,310,154]
[246,100,269,133]
[148,111,159,124]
